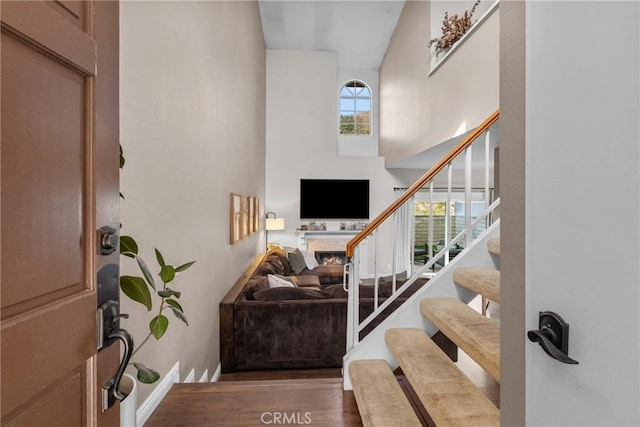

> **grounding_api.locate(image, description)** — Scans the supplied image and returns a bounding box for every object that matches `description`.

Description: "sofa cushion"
[253,286,331,301]
[287,249,307,275]
[324,282,394,299]
[291,275,321,288]
[244,276,270,300]
[379,271,408,283]
[267,274,296,288]
[299,264,344,285]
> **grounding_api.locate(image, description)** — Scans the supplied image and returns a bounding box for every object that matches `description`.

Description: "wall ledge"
[429,0,500,76]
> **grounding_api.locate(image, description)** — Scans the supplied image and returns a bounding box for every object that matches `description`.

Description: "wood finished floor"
[145,354,498,427]
[146,299,498,426]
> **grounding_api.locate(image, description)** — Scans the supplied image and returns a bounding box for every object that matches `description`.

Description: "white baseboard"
[198,369,208,383]
[211,363,222,382]
[137,361,180,427]
[183,368,196,383]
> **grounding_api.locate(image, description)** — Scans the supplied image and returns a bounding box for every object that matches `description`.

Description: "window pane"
[339,81,371,136]
[340,99,355,112]
[355,99,370,112]
[355,112,370,123]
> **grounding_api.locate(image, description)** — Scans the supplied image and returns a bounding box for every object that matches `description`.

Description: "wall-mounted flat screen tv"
[300,179,370,220]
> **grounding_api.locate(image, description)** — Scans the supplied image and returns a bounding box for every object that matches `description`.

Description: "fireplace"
[315,251,348,266]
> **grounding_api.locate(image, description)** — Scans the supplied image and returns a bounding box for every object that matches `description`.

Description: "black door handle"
[528,311,578,364]
[98,300,135,411]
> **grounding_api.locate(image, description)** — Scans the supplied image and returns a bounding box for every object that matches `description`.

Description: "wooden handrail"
[346,109,500,257]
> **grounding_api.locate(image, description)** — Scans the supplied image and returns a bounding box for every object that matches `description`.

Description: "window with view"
[339,80,371,135]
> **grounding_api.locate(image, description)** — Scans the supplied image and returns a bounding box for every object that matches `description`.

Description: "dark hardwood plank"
[146,378,362,427]
[220,368,342,382]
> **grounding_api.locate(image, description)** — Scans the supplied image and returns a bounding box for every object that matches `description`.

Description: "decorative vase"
[119,374,137,427]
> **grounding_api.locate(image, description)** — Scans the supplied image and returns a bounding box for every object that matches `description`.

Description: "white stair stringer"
[343,219,500,390]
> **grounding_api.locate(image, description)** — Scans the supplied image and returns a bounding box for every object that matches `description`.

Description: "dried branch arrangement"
[427,0,481,53]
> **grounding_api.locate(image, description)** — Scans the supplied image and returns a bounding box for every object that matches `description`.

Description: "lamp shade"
[265,217,285,231]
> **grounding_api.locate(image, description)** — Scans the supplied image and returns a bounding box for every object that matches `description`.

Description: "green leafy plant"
[119,146,196,383]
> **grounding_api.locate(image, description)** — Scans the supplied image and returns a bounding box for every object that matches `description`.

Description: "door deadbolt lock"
[98,226,118,255]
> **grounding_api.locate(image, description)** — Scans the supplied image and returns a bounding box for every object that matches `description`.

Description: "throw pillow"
[267,274,296,288]
[292,275,321,288]
[288,249,307,275]
[253,287,331,301]
[301,250,319,270]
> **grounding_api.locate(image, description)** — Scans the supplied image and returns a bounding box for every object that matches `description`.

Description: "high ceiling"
[258,1,406,70]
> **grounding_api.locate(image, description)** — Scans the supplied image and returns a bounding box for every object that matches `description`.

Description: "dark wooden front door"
[1,1,120,424]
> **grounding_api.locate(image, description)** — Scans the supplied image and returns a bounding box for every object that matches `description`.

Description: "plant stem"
[131,298,167,357]
[132,331,153,357]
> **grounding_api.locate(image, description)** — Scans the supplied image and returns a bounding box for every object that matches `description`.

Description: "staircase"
[349,237,501,426]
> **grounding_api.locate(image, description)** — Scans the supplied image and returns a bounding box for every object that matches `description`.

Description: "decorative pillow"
[253,286,331,301]
[291,275,321,288]
[302,250,319,270]
[288,249,307,275]
[267,274,296,288]
[244,276,269,300]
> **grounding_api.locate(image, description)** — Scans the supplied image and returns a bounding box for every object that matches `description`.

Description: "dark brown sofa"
[219,248,426,373]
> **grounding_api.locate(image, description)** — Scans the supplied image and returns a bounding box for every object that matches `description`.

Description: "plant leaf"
[149,315,169,340]
[120,235,138,257]
[119,144,125,169]
[132,362,160,384]
[120,276,152,311]
[165,298,183,312]
[175,261,196,273]
[155,248,166,267]
[160,265,175,284]
[169,306,188,326]
[135,256,156,290]
[158,289,181,299]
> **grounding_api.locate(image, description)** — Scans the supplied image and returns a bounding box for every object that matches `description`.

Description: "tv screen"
[300,179,370,220]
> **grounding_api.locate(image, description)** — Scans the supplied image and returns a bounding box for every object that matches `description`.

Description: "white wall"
[265,49,413,273]
[120,1,265,404]
[379,0,499,167]
[525,2,639,425]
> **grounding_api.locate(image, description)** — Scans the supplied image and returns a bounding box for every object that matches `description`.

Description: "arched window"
[339,80,371,135]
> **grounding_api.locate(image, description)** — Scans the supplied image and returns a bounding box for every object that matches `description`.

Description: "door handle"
[527,311,578,364]
[98,300,135,411]
[96,264,136,411]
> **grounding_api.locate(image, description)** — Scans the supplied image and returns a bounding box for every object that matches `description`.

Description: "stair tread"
[453,267,500,303]
[349,360,422,427]
[386,328,499,427]
[421,297,500,382]
[487,237,500,256]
